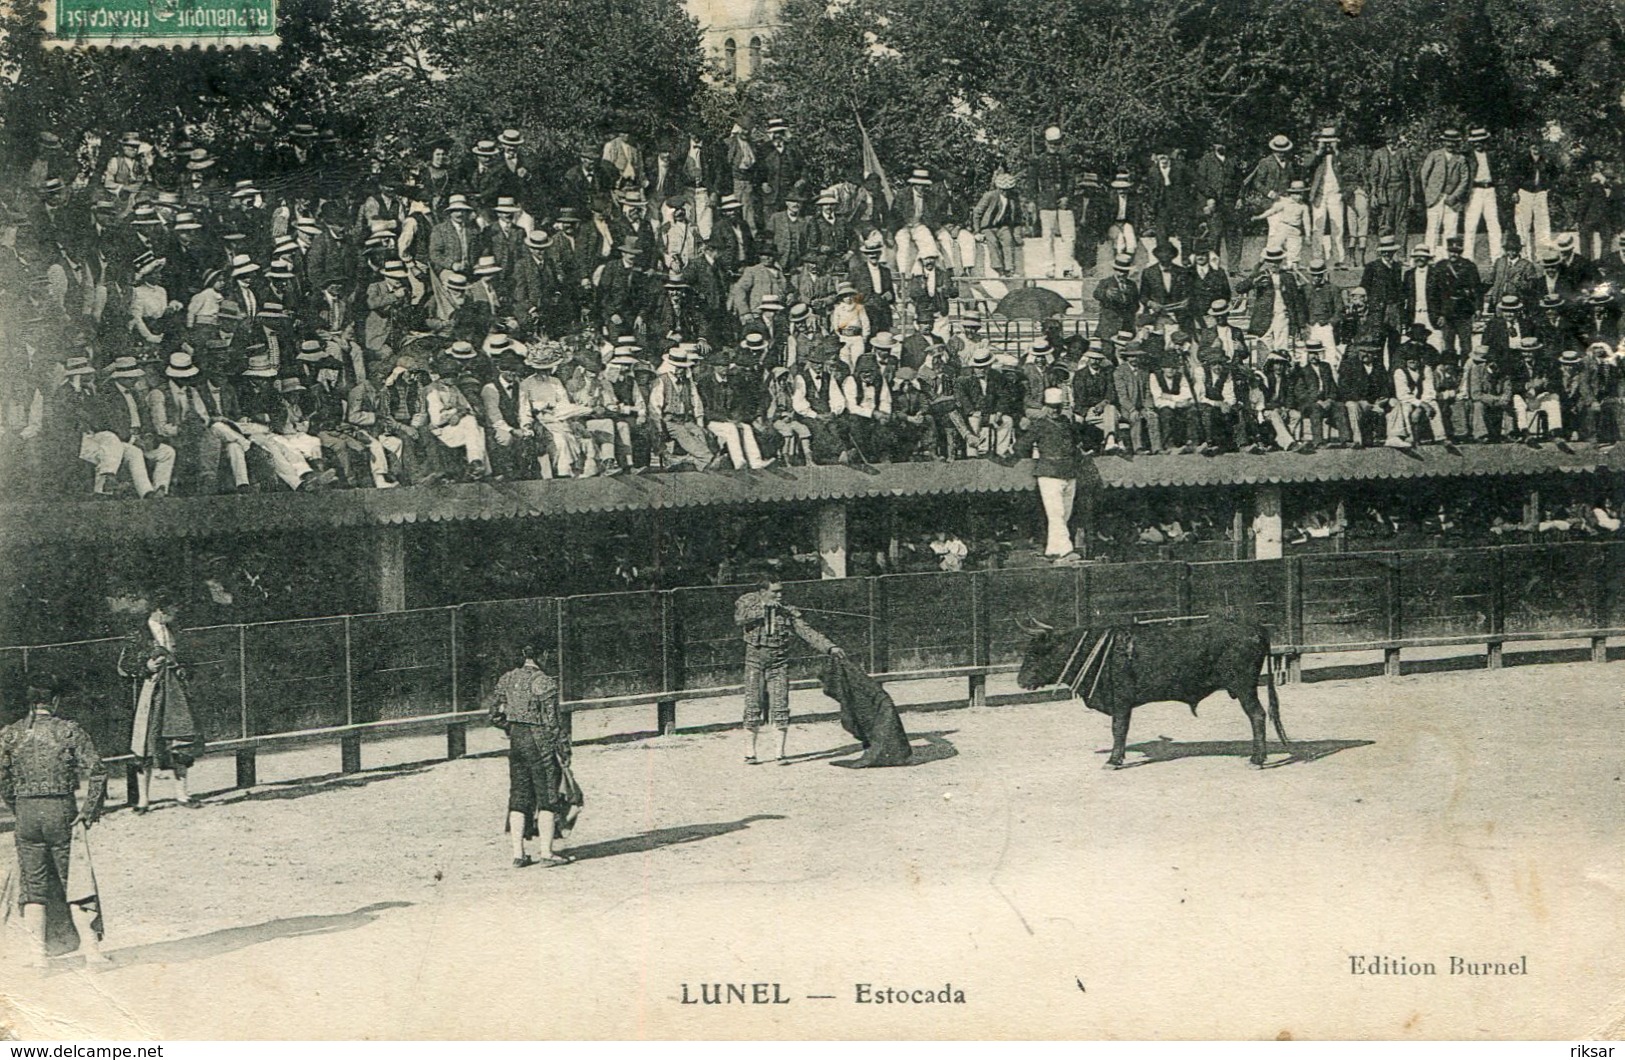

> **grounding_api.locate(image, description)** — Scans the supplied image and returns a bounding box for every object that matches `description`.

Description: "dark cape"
[819,657,912,767]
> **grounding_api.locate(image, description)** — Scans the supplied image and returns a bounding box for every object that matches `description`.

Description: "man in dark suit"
[1194,139,1245,272]
[710,194,755,277]
[757,119,802,220]
[561,146,620,220]
[847,233,897,333]
[1292,339,1350,447]
[1233,247,1306,352]
[953,349,1016,456]
[1093,254,1140,357]
[1436,235,1484,359]
[1144,148,1194,263]
[1368,130,1415,246]
[1138,241,1195,335]
[1483,294,1537,373]
[1187,245,1231,314]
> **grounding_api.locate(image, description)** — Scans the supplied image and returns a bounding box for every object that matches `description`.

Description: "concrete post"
[816,503,848,579]
[1252,485,1283,560]
[376,525,407,613]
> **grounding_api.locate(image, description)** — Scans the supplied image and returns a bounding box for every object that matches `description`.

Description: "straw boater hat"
[494,195,521,215]
[296,339,330,362]
[816,191,839,206]
[1269,134,1292,153]
[230,179,262,200]
[741,331,768,352]
[120,132,142,148]
[258,301,288,319]
[230,253,260,278]
[1112,252,1135,272]
[1559,349,1583,365]
[871,331,896,351]
[1287,180,1307,195]
[382,259,409,280]
[862,231,885,254]
[1031,336,1054,356]
[482,333,513,356]
[1377,235,1400,253]
[472,139,499,157]
[525,228,553,250]
[757,295,785,312]
[266,260,295,280]
[241,351,278,378]
[472,255,502,277]
[185,147,215,170]
[788,302,811,323]
[908,168,933,185]
[835,281,858,299]
[719,194,742,212]
[276,376,306,394]
[106,357,145,381]
[498,129,524,148]
[132,251,166,282]
[1208,298,1231,316]
[290,124,318,140]
[129,204,161,226]
[1314,126,1340,143]
[664,270,689,290]
[1262,247,1285,262]
[767,118,789,134]
[62,356,94,378]
[1110,171,1133,189]
[445,194,474,214]
[165,351,200,380]
[968,348,994,368]
[1413,243,1434,260]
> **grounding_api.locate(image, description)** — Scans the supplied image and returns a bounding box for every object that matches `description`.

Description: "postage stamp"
[38,0,278,48]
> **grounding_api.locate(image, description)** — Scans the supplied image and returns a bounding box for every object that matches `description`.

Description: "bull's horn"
[1026,615,1055,631]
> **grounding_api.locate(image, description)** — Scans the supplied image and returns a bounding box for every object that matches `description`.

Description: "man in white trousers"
[1017,387,1085,563]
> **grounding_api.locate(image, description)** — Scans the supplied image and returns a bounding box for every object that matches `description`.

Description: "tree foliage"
[0,0,704,171]
[749,0,1625,185]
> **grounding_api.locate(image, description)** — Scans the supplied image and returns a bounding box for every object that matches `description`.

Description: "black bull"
[1016,617,1288,768]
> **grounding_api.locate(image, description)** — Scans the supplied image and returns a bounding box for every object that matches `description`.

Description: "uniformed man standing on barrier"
[1013,387,1086,565]
[0,676,109,969]
[734,579,844,765]
[488,647,581,869]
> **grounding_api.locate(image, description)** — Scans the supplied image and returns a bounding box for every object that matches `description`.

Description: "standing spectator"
[487,647,578,869]
[757,119,802,221]
[1254,180,1312,266]
[1303,259,1344,370]
[602,127,644,188]
[1461,127,1505,262]
[0,675,110,969]
[1030,127,1076,276]
[1486,233,1540,312]
[1403,243,1445,353]
[1194,138,1245,272]
[117,594,203,812]
[1138,241,1195,339]
[973,172,1024,277]
[909,250,957,336]
[725,123,760,235]
[1144,147,1194,262]
[1234,247,1306,354]
[1103,171,1141,263]
[1093,254,1141,358]
[1437,235,1484,360]
[1511,142,1554,255]
[1579,159,1616,261]
[1188,247,1231,319]
[1241,134,1297,217]
[847,232,898,333]
[1420,129,1468,259]
[765,191,812,272]
[1308,127,1348,267]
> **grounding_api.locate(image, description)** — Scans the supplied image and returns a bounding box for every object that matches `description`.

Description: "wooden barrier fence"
[2,541,1618,805]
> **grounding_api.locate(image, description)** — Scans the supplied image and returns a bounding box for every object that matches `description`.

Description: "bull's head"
[1015,616,1078,690]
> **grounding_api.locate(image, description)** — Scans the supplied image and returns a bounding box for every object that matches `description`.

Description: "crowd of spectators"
[8,120,1625,502]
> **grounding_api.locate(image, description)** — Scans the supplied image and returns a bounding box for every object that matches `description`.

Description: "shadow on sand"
[562,814,786,862]
[89,900,415,971]
[1100,736,1373,770]
[774,730,960,769]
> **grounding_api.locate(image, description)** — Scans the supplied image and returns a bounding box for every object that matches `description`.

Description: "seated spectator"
[842,352,893,463]
[425,354,492,479]
[1293,339,1350,449]
[1114,344,1160,454]
[1068,343,1121,452]
[91,357,176,499]
[1389,345,1446,448]
[888,366,932,462]
[648,343,714,470]
[1150,351,1196,452]
[928,531,968,572]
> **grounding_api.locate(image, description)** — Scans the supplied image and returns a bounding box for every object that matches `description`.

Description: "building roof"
[0,444,1616,542]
